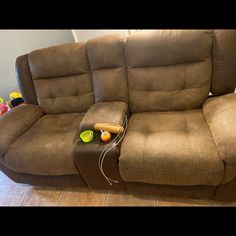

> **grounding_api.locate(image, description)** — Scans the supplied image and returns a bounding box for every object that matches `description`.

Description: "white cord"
[75,116,128,186]
[97,132,121,173]
[99,118,128,183]
[99,135,122,184]
[98,116,128,185]
[99,127,127,184]
[97,118,126,174]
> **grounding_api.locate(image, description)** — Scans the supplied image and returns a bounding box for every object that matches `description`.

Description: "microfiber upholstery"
[87,34,128,103]
[15,54,38,105]
[3,30,236,199]
[79,101,128,132]
[3,113,84,176]
[119,110,224,186]
[125,30,212,113]
[28,43,94,114]
[0,105,43,158]
[203,93,236,165]
[211,30,236,96]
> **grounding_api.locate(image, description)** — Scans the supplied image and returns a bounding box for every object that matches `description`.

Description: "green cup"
[80,130,94,143]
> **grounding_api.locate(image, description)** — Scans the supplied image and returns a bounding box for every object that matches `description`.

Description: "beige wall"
[0,30,74,101]
[0,30,134,101]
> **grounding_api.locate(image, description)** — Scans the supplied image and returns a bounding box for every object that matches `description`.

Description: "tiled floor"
[0,171,236,206]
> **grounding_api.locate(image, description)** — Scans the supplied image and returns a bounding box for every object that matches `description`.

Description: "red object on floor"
[0,104,8,116]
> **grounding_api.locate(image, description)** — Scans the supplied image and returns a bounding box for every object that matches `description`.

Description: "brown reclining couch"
[1,30,236,201]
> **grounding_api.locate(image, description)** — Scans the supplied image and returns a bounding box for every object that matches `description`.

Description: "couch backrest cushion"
[18,30,236,115]
[125,30,212,113]
[28,43,94,114]
[15,54,38,105]
[211,30,236,96]
[87,34,128,103]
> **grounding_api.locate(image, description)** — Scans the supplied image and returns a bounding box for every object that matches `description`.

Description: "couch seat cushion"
[3,113,84,176]
[119,110,224,186]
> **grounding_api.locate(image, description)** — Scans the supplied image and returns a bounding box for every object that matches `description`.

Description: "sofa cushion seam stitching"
[119,164,224,174]
[202,109,226,185]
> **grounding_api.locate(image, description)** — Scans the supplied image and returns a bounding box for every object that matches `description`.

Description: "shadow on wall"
[0,30,137,101]
[7,30,227,103]
[0,30,74,101]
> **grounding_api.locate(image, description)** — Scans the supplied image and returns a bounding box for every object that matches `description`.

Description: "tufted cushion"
[211,30,236,96]
[4,113,84,176]
[126,30,212,113]
[203,93,236,165]
[119,110,224,186]
[28,43,94,114]
[0,105,43,157]
[87,34,128,103]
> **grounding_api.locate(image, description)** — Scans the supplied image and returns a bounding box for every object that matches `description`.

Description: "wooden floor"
[0,171,235,206]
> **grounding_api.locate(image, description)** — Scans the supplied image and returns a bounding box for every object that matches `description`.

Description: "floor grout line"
[17,186,30,206]
[155,195,159,207]
[104,190,109,207]
[57,188,66,206]
[0,172,234,206]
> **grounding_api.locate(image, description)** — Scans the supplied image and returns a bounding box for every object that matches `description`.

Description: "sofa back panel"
[92,68,127,102]
[126,30,212,112]
[129,59,211,112]
[28,43,94,113]
[15,54,38,105]
[29,43,90,79]
[126,30,212,67]
[211,30,236,96]
[87,34,128,103]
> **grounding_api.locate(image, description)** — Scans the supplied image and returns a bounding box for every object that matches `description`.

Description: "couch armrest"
[80,102,128,132]
[203,93,236,164]
[0,104,44,157]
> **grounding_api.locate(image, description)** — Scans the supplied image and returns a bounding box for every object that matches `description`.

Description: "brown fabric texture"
[15,54,38,105]
[128,58,211,113]
[0,161,87,188]
[203,93,236,165]
[33,74,94,114]
[126,182,216,200]
[126,30,212,67]
[74,133,127,191]
[80,101,128,131]
[0,105,43,157]
[119,110,224,186]
[4,113,84,176]
[87,34,126,70]
[28,43,90,78]
[28,43,94,114]
[211,30,236,96]
[4,29,236,199]
[92,68,128,103]
[214,176,236,201]
[87,34,128,103]
[125,30,212,113]
[220,164,236,184]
